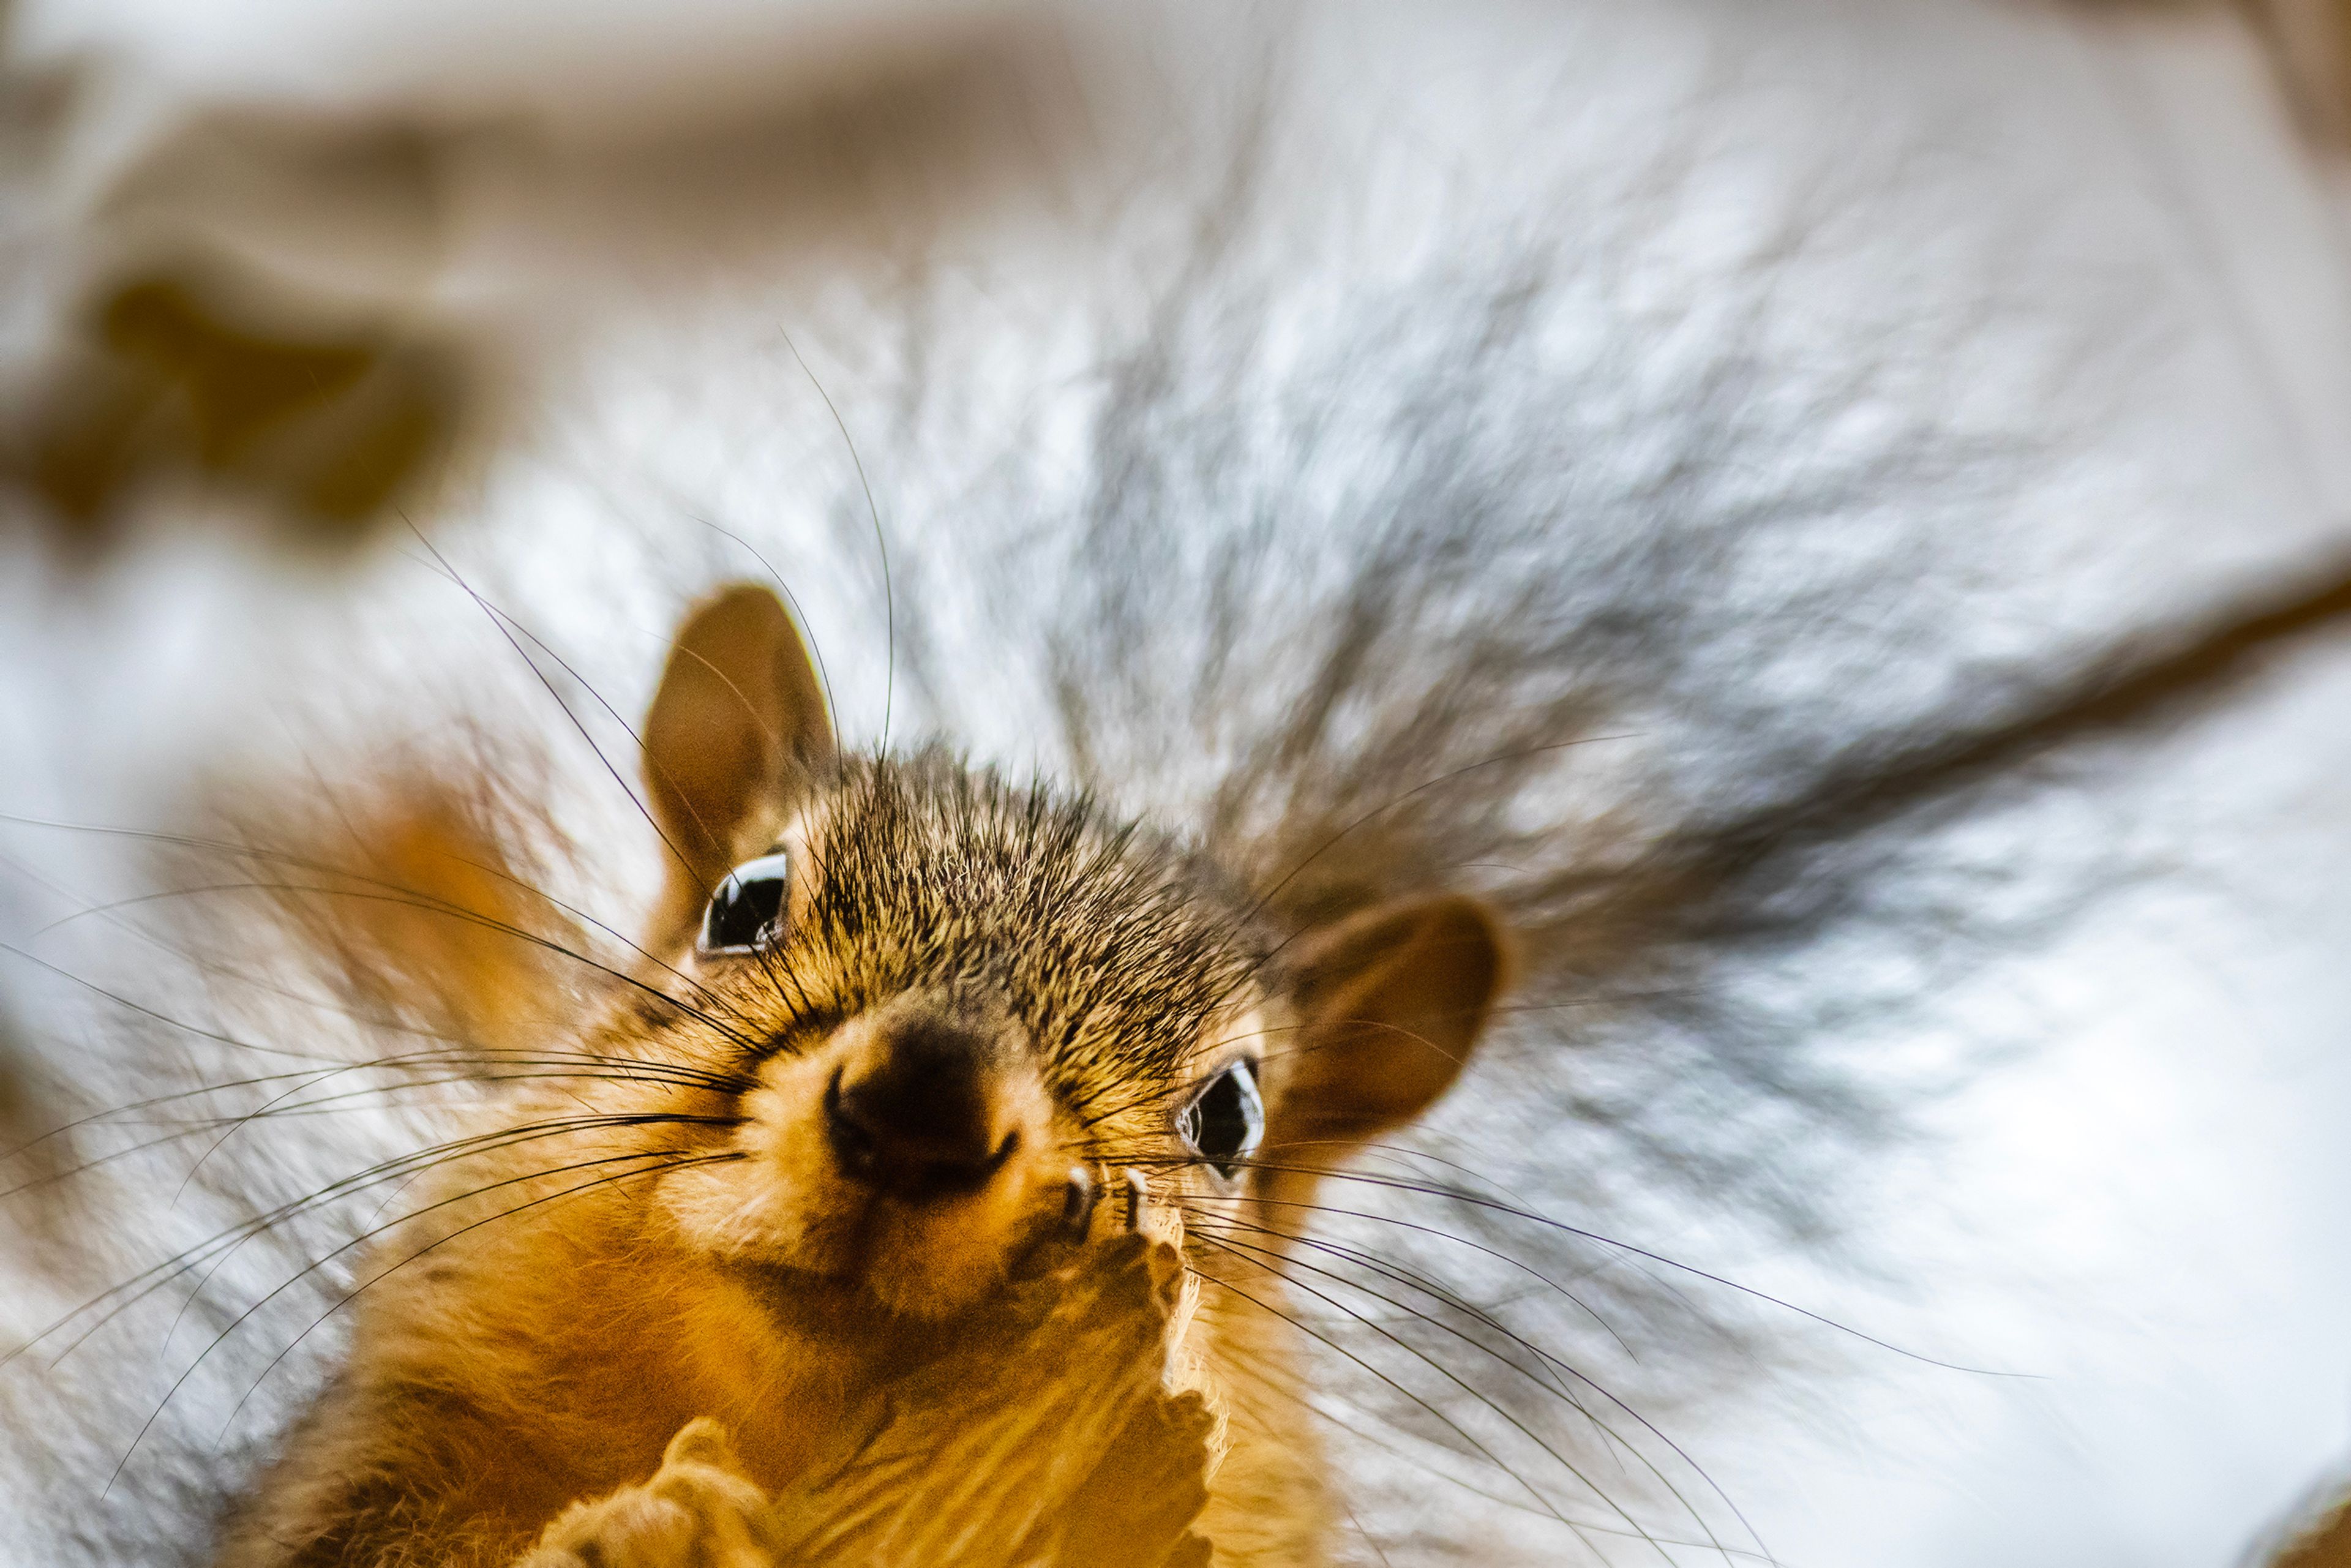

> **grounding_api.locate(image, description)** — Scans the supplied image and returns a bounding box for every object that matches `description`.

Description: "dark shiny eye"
[1177,1061,1263,1179]
[699,852,790,953]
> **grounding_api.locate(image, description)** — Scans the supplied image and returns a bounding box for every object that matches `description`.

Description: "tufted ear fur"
[1267,895,1507,1157]
[642,582,833,942]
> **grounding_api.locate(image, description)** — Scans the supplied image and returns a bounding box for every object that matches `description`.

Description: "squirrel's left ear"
[641,583,834,939]
[1267,895,1507,1154]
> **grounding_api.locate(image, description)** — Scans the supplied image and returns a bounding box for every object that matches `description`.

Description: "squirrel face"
[596,582,1505,1440]
[189,582,1510,1566]
[646,752,1281,1321]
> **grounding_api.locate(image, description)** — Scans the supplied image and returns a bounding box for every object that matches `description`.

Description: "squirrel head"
[622,582,1509,1326]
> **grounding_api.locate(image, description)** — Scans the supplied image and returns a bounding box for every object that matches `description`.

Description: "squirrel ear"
[642,583,833,929]
[1268,896,1507,1154]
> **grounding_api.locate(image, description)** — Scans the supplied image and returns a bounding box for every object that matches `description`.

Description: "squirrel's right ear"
[1266,895,1509,1156]
[642,583,833,936]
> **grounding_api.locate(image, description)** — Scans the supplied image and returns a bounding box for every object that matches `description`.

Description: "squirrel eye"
[1177,1061,1263,1179]
[699,852,791,953]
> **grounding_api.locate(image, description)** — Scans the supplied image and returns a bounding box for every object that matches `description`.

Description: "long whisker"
[1,1062,361,1166]
[0,814,768,1050]
[162,1111,741,1348]
[1184,1241,1622,1561]
[1182,1182,1634,1359]
[15,1109,737,1373]
[166,1052,745,1202]
[217,1150,745,1442]
[684,512,842,738]
[0,1072,667,1212]
[9,803,740,1033]
[154,1098,738,1356]
[1193,1210,1761,1564]
[2,1046,748,1176]
[401,524,711,909]
[104,1147,739,1494]
[1191,1229,1686,1563]
[1185,1155,2029,1378]
[1196,1323,1755,1558]
[0,942,344,1065]
[132,879,764,1053]
[781,328,892,749]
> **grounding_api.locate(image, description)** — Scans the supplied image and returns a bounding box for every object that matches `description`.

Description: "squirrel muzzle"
[824,991,1033,1202]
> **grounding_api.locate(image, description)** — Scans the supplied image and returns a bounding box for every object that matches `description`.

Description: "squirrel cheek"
[654,1071,838,1270]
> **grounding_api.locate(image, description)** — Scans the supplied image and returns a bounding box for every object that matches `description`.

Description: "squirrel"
[12,10,2351,1557]
[206,581,1507,1567]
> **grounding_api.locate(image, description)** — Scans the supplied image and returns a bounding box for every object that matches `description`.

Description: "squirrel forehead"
[770,755,1271,1068]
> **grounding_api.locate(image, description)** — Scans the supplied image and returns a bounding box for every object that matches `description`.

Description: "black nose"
[825,1005,1018,1199]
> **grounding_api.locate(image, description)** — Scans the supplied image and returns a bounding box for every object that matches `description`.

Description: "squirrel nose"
[825,1006,1019,1199]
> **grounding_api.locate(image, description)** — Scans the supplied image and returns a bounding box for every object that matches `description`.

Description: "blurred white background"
[4,2,2350,1564]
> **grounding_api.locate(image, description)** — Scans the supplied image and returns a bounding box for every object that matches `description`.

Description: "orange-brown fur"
[213,585,1503,1567]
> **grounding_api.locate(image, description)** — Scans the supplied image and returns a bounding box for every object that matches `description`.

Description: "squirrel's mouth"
[710,1160,1180,1340]
[804,1157,1121,1315]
